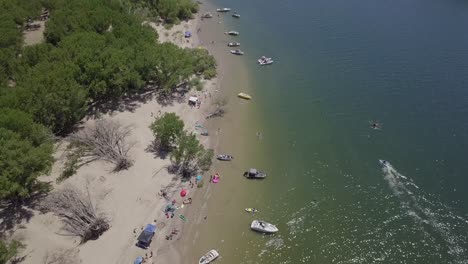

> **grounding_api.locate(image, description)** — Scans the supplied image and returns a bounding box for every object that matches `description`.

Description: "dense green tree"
[153,43,193,91]
[0,108,52,147]
[0,128,53,201]
[150,112,184,149]
[2,61,87,134]
[0,240,24,264]
[188,48,217,79]
[197,148,213,171]
[170,132,202,173]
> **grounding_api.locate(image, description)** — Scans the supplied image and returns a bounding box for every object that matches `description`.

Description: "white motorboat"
[226,31,239,36]
[217,154,234,161]
[258,56,274,65]
[232,13,240,18]
[230,49,244,55]
[228,42,240,47]
[199,249,219,264]
[250,220,278,234]
[216,8,231,12]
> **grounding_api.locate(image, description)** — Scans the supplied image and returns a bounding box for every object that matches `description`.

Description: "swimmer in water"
[370,121,382,130]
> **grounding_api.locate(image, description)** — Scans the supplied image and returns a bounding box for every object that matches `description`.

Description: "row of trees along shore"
[0,0,215,262]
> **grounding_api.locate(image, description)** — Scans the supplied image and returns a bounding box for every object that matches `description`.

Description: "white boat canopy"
[189,96,199,103]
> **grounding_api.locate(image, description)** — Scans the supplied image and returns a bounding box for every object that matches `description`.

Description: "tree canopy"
[150,112,184,149]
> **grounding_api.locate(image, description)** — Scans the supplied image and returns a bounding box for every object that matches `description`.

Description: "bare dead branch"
[71,120,134,171]
[40,186,110,244]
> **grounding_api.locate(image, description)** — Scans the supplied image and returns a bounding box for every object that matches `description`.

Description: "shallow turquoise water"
[206,0,468,262]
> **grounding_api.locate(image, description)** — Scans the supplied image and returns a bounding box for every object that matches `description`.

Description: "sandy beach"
[6,5,231,263]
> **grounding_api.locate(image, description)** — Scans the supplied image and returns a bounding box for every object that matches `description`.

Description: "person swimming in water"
[370,121,382,130]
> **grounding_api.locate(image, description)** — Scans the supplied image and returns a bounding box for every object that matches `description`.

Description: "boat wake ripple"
[382,161,468,264]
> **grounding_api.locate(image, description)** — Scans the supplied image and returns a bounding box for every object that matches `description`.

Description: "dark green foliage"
[152,43,194,91]
[197,148,214,171]
[0,240,24,264]
[134,0,198,24]
[0,110,53,201]
[188,48,217,79]
[150,112,184,149]
[3,61,87,134]
[170,131,213,176]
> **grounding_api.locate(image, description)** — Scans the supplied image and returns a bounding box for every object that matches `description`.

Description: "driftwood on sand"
[71,120,134,171]
[40,186,110,243]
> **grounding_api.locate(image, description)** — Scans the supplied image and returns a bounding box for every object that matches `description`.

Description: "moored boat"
[199,249,219,264]
[250,220,278,233]
[216,7,231,12]
[228,42,240,47]
[258,56,274,65]
[230,49,244,55]
[243,168,266,179]
[232,13,240,18]
[237,93,252,100]
[217,154,234,161]
[226,31,239,36]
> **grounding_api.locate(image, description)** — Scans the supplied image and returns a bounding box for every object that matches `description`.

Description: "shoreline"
[7,5,232,264]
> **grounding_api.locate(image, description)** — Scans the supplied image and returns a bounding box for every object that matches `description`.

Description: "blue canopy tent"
[184,31,192,38]
[136,224,157,248]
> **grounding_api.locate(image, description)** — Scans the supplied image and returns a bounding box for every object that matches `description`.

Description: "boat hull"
[237,93,252,100]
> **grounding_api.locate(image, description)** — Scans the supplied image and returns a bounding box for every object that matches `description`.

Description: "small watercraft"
[212,173,220,183]
[250,220,278,233]
[199,249,220,264]
[258,56,274,65]
[244,168,266,179]
[217,154,234,161]
[179,214,188,222]
[200,131,209,136]
[202,12,213,18]
[228,42,240,47]
[230,49,244,55]
[217,8,231,12]
[232,13,240,18]
[245,208,259,213]
[226,31,239,36]
[237,93,252,100]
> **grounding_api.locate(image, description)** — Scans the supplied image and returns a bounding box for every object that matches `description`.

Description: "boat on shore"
[245,208,259,213]
[258,56,274,65]
[244,168,266,179]
[232,13,240,18]
[216,7,231,12]
[250,220,278,233]
[217,154,234,161]
[226,31,239,36]
[199,249,219,264]
[237,93,252,100]
[228,42,240,47]
[230,49,244,55]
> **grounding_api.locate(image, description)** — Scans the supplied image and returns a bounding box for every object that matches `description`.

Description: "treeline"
[0,0,215,203]
[130,0,198,24]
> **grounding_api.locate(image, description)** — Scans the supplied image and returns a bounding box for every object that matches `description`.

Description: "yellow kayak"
[237,93,252,100]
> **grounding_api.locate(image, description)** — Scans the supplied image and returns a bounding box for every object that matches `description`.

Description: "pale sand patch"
[7,14,222,264]
[23,21,46,46]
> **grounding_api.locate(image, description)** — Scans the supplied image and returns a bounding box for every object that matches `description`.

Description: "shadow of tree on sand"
[0,190,49,235]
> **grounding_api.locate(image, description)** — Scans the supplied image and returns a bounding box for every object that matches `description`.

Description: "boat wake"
[381,160,468,264]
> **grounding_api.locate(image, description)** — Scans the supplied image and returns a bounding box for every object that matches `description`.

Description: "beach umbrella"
[196,175,202,181]
[134,256,143,264]
[180,189,187,197]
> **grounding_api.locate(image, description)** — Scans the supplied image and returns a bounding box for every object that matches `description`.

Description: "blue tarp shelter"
[184,31,192,38]
[136,224,156,248]
[134,256,143,264]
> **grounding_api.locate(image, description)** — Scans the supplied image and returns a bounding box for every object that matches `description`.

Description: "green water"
[194,0,468,263]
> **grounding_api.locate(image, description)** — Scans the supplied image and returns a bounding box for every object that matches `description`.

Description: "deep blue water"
[208,0,468,262]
